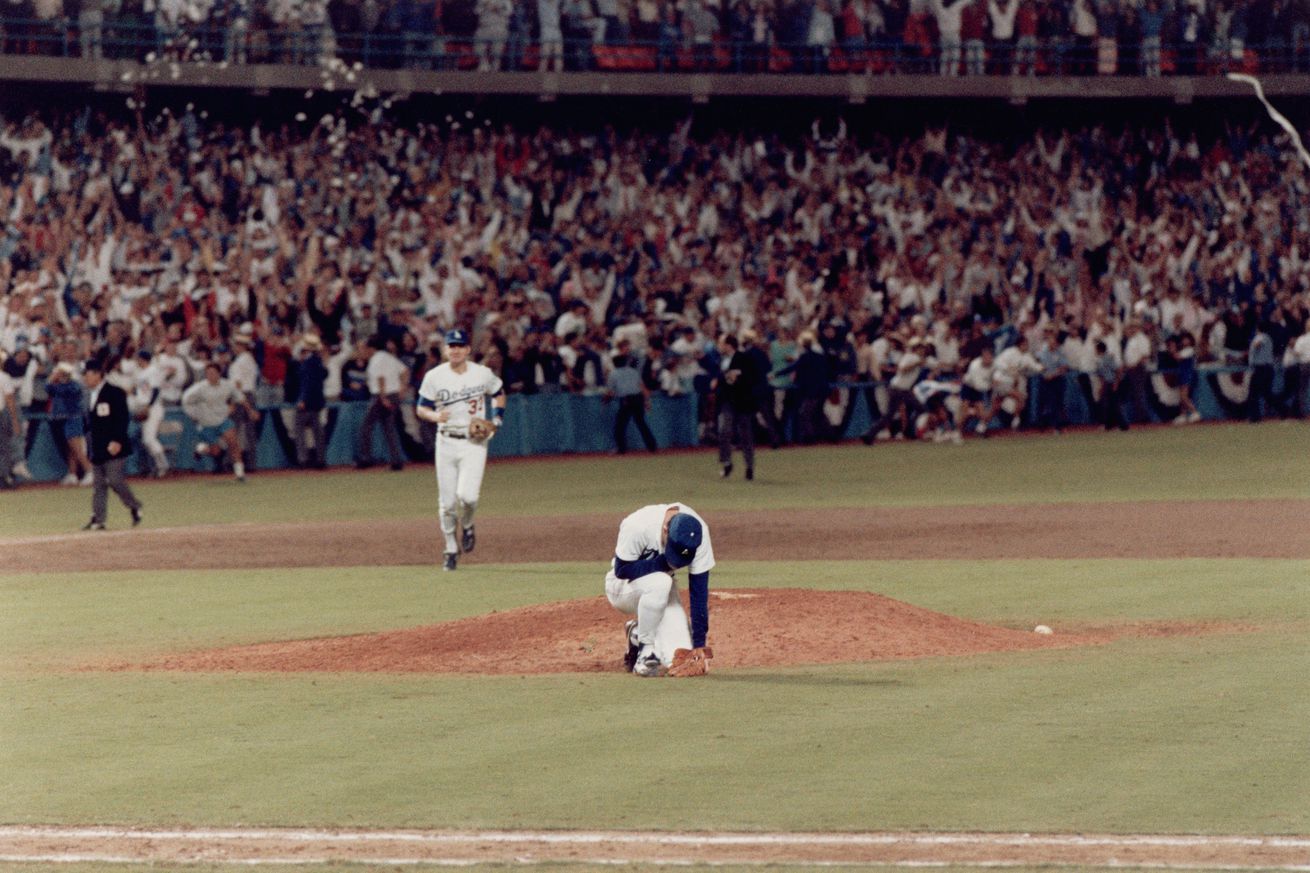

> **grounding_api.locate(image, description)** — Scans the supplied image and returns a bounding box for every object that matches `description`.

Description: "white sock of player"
[440,513,459,554]
[234,461,245,479]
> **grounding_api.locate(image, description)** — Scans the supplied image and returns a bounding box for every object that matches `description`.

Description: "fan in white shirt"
[992,338,1042,428]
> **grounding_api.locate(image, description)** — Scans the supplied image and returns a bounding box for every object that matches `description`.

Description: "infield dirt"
[6,498,1308,575]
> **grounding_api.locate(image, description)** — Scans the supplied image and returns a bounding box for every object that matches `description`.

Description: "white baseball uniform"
[129,360,169,475]
[416,360,504,557]
[605,503,715,667]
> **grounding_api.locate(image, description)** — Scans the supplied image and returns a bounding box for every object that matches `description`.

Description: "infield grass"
[2,559,1308,833]
[4,631,1307,833]
[2,559,1308,669]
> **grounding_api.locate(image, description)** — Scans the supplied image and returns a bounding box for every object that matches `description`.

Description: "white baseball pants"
[140,404,168,474]
[605,569,693,666]
[435,433,488,554]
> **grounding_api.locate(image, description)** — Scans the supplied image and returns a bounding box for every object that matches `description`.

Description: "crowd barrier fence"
[11,363,1306,483]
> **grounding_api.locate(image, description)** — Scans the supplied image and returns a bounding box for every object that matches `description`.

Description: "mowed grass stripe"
[0,425,1306,538]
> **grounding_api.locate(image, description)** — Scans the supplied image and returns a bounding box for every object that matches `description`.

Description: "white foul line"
[2,855,1310,871]
[3,827,1310,870]
[4,827,1310,849]
[0,523,265,548]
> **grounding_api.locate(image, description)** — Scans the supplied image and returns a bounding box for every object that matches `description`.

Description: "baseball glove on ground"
[467,418,497,442]
[667,647,713,677]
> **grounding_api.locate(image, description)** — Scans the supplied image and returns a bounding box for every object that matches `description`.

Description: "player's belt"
[439,430,468,440]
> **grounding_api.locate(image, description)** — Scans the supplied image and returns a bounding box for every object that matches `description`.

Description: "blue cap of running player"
[445,328,469,346]
[664,513,702,569]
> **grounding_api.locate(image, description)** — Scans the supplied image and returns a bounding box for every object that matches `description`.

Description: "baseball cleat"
[82,519,105,531]
[622,619,640,672]
[720,463,732,479]
[745,467,754,481]
[461,525,476,553]
[632,645,664,677]
[442,552,458,572]
[131,506,143,527]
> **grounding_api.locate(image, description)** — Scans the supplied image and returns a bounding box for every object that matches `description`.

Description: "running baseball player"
[605,503,715,677]
[414,329,506,572]
[126,349,170,477]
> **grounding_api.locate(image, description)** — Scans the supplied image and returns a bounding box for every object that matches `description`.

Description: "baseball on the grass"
[1033,625,1054,635]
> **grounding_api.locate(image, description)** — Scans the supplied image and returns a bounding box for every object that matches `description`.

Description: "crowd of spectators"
[1,101,1309,486]
[1,0,1307,75]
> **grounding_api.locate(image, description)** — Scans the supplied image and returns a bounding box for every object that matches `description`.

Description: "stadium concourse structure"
[3,52,1310,100]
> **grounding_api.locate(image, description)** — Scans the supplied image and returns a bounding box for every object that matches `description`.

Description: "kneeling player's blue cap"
[664,513,702,569]
[445,328,470,346]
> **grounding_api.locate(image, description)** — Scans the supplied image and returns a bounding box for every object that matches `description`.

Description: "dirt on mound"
[124,588,1207,676]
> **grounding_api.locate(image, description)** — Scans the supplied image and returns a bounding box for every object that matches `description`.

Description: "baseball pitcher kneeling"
[605,503,715,677]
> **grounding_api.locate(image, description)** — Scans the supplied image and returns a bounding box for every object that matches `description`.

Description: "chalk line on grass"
[3,827,1309,869]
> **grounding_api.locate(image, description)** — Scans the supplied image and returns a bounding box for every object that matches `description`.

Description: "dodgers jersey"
[612,503,716,576]
[417,361,504,433]
[131,363,165,409]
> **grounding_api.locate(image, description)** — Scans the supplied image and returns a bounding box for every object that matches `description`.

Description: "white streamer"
[1227,72,1310,173]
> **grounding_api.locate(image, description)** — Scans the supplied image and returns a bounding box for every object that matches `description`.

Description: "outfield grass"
[0,424,1306,537]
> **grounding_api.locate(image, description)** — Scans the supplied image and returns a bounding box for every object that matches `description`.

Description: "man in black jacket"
[775,329,832,444]
[740,329,783,448]
[82,360,143,531]
[293,335,330,468]
[713,333,763,480]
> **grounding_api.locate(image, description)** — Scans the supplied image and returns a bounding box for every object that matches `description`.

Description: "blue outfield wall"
[18,392,701,482]
[14,366,1307,482]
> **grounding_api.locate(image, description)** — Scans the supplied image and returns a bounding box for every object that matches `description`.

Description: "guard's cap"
[444,328,470,347]
[664,513,703,570]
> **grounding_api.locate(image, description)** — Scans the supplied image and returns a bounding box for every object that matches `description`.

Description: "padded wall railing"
[12,364,1307,483]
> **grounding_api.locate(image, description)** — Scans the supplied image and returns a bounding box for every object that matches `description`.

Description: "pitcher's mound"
[133,589,1164,675]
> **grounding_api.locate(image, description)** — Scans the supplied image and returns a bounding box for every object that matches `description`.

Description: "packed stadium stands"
[0,90,1308,484]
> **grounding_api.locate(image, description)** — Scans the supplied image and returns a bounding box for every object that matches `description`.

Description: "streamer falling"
[1227,72,1310,173]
